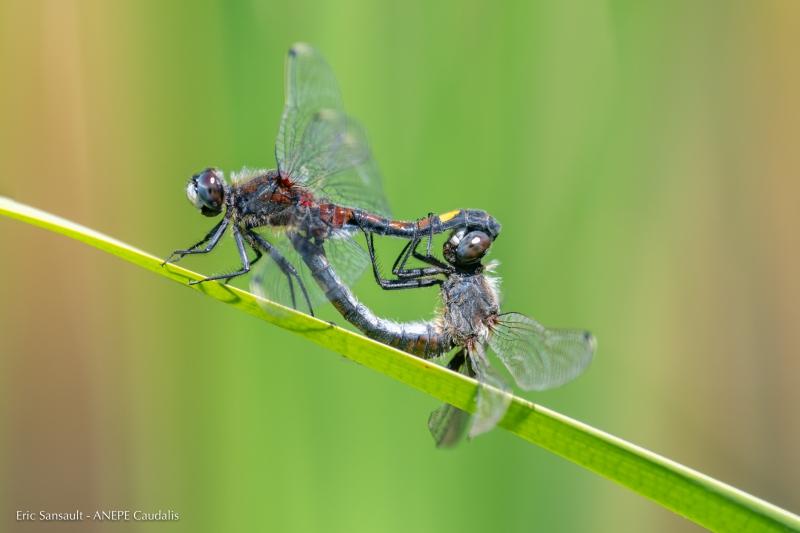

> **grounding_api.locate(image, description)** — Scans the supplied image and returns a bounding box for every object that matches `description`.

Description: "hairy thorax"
[231,170,330,238]
[440,273,500,347]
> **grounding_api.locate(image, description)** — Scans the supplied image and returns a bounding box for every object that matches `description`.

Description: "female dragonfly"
[164,43,500,315]
[292,228,595,446]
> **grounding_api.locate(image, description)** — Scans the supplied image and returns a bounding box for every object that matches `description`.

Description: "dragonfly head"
[444,229,492,270]
[187,168,226,217]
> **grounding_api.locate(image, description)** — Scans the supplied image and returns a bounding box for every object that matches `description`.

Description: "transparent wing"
[314,132,391,217]
[427,403,470,449]
[468,344,512,439]
[488,312,596,391]
[275,44,391,217]
[249,228,369,315]
[428,351,471,448]
[276,42,343,178]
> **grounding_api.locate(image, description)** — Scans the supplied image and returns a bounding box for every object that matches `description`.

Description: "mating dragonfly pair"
[165,43,595,447]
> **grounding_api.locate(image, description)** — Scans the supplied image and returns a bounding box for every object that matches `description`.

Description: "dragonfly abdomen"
[318,203,357,230]
[289,232,455,358]
[435,209,502,239]
[334,208,502,241]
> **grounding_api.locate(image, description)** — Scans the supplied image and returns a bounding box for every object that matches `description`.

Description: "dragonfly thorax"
[440,273,500,347]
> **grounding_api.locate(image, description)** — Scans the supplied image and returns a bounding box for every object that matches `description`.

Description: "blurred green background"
[1,1,798,532]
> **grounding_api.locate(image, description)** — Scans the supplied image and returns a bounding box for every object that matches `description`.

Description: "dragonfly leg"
[392,241,453,278]
[390,217,449,277]
[189,225,252,284]
[390,238,416,275]
[247,230,315,316]
[221,239,264,285]
[243,232,294,307]
[408,236,450,270]
[411,213,450,269]
[446,349,466,370]
[375,275,443,290]
[162,217,229,265]
[364,231,444,290]
[425,212,435,257]
[390,236,450,278]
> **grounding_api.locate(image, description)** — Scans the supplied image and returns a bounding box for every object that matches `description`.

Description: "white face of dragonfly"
[186,168,226,217]
[186,179,200,206]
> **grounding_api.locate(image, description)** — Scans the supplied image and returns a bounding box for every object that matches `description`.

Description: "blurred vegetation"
[1,2,799,533]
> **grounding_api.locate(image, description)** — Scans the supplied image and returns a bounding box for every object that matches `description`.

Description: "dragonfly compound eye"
[444,229,491,267]
[454,230,491,266]
[187,168,225,217]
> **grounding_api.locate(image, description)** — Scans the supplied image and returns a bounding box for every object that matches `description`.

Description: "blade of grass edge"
[1,196,797,532]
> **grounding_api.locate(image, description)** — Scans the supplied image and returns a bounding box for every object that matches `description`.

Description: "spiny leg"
[360,226,446,283]
[163,217,229,265]
[390,216,449,277]
[390,221,423,276]
[425,212,435,258]
[248,232,298,311]
[411,238,450,270]
[396,236,450,274]
[384,230,449,278]
[364,231,444,290]
[411,213,449,270]
[390,239,447,278]
[222,241,263,285]
[189,225,251,284]
[364,231,385,286]
[243,232,295,307]
[375,276,444,290]
[247,230,315,316]
[391,238,416,274]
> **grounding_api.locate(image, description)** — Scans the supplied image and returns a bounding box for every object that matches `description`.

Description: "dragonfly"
[164,43,500,315]
[292,227,596,446]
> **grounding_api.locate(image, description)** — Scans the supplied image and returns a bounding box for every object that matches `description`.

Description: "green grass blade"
[1,196,797,532]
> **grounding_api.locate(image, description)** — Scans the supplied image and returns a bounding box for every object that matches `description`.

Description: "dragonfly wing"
[468,344,512,439]
[275,44,391,217]
[315,134,391,217]
[427,350,471,448]
[487,312,596,391]
[276,43,343,179]
[249,228,369,315]
[428,403,470,449]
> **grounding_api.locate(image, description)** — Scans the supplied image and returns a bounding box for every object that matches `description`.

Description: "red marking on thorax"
[266,186,293,205]
[263,179,312,206]
[296,189,316,208]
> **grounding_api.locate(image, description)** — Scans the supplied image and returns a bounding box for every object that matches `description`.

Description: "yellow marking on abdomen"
[438,209,462,223]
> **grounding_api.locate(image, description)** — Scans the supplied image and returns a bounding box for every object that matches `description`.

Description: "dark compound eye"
[454,231,492,266]
[187,168,225,217]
